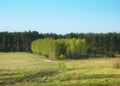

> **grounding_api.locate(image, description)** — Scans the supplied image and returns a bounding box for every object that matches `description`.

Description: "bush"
[58,54,65,60]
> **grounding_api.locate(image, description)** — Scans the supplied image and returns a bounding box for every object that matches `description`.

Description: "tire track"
[0,70,61,86]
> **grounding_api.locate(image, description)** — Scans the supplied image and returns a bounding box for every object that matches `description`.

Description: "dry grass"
[0,52,58,84]
[0,53,120,86]
[0,52,58,71]
[113,58,120,68]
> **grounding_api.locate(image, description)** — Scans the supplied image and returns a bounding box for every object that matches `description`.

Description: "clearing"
[0,52,120,86]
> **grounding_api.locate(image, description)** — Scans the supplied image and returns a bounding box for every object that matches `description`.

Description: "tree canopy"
[0,31,120,58]
[31,38,89,59]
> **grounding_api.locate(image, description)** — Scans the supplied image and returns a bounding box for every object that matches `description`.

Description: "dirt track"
[0,70,61,86]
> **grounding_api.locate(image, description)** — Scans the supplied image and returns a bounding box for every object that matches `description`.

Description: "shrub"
[58,54,65,60]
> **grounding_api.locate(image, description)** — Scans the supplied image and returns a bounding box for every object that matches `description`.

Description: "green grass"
[0,52,58,84]
[0,52,120,86]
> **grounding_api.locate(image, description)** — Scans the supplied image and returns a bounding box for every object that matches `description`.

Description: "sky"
[0,0,120,34]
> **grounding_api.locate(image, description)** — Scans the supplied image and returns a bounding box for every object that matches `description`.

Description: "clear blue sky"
[0,0,120,34]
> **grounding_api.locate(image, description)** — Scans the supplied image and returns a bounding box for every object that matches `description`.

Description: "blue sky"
[0,0,120,34]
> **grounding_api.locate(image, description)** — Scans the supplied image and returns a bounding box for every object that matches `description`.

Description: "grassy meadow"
[0,52,120,86]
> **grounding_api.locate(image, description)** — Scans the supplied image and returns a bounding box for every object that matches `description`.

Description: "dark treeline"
[0,31,64,52]
[65,33,120,57]
[0,31,120,57]
[0,31,39,52]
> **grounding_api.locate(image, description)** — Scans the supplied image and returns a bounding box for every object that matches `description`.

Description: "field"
[0,53,120,86]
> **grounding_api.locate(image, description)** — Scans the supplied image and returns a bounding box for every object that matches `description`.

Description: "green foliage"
[59,54,65,59]
[31,38,89,59]
[0,32,120,57]
[65,38,89,58]
[0,31,40,52]
[31,38,56,59]
[55,39,66,59]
